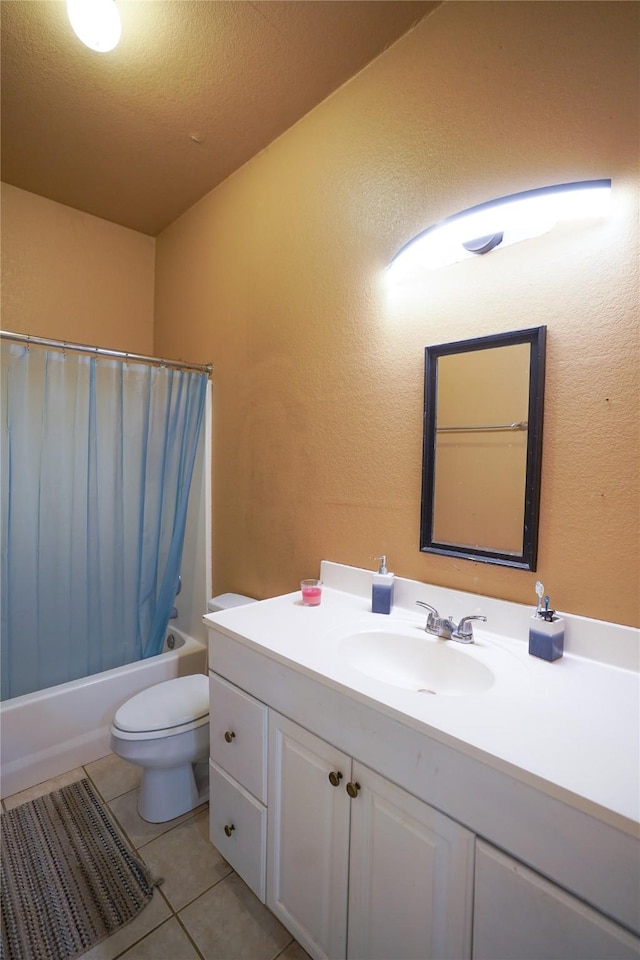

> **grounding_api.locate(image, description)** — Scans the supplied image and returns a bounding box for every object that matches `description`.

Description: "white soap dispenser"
[372,555,394,614]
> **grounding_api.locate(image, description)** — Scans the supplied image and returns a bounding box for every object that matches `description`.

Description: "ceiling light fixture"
[387,179,611,282]
[66,0,121,53]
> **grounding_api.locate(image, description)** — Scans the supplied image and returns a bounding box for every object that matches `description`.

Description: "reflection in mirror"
[421,327,546,570]
[434,344,530,554]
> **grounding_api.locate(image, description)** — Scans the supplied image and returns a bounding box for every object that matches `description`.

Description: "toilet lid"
[113,674,209,733]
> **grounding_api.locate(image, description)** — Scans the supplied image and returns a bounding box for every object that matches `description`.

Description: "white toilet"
[110,593,255,823]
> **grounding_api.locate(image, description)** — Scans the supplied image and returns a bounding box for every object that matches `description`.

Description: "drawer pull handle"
[224,823,235,837]
[346,781,361,799]
[328,771,343,787]
[224,731,236,743]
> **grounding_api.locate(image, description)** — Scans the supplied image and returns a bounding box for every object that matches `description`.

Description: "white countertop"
[204,565,640,834]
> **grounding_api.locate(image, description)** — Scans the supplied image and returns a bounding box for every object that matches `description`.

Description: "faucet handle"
[452,615,487,644]
[416,601,439,616]
[416,601,440,633]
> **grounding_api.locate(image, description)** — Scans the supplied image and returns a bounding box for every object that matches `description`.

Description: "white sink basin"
[339,629,495,696]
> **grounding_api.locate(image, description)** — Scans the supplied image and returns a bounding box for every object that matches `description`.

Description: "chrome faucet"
[416,602,487,644]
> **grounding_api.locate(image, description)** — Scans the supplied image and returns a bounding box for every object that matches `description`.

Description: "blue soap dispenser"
[372,555,394,614]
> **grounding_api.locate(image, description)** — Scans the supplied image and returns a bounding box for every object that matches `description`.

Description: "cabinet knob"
[346,781,361,798]
[224,823,235,837]
[328,771,343,787]
[224,731,236,743]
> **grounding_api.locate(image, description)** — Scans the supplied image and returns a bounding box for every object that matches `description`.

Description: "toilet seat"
[112,674,209,740]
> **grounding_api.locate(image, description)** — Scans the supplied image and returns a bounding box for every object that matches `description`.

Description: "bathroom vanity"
[204,562,640,960]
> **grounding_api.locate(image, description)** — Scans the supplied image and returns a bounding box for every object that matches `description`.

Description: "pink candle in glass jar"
[301,579,322,606]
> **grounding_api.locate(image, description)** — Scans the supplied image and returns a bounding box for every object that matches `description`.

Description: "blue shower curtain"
[0,342,208,700]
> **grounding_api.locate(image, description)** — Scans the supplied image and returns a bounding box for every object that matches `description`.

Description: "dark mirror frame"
[421,326,546,570]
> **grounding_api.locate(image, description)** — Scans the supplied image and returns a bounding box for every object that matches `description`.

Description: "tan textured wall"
[1,183,155,353]
[154,1,639,627]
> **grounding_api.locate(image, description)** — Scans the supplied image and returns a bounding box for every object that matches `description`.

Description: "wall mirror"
[421,326,546,570]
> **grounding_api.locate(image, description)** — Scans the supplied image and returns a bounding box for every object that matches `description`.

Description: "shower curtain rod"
[0,330,212,376]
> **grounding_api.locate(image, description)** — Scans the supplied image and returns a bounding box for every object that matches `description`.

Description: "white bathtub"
[0,628,207,799]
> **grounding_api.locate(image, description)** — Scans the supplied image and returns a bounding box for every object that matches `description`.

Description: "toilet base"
[138,761,209,823]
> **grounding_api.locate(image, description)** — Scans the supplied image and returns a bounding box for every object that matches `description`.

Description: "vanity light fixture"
[387,179,611,282]
[67,0,121,53]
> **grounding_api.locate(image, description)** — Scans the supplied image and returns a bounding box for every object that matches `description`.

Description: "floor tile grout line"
[173,910,209,960]
[82,758,207,819]
[108,915,183,960]
[134,801,209,851]
[272,936,296,960]
[97,781,207,852]
[173,865,235,914]
[156,878,178,916]
[138,807,212,858]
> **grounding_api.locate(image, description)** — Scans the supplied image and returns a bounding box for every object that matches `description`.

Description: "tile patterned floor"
[2,755,310,960]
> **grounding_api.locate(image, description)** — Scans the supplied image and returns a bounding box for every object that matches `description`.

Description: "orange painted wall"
[6,4,633,627]
[155,1,639,627]
[1,183,155,353]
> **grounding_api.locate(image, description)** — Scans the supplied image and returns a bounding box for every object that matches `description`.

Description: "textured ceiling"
[1,0,439,236]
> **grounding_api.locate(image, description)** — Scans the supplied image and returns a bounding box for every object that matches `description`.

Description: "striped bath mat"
[1,778,158,960]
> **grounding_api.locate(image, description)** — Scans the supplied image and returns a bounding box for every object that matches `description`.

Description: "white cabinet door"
[267,711,351,960]
[473,840,640,960]
[348,761,474,960]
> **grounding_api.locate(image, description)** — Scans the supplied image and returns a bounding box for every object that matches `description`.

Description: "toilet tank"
[207,593,256,613]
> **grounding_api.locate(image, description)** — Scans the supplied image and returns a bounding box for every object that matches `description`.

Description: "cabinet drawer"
[209,672,267,802]
[209,759,267,903]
